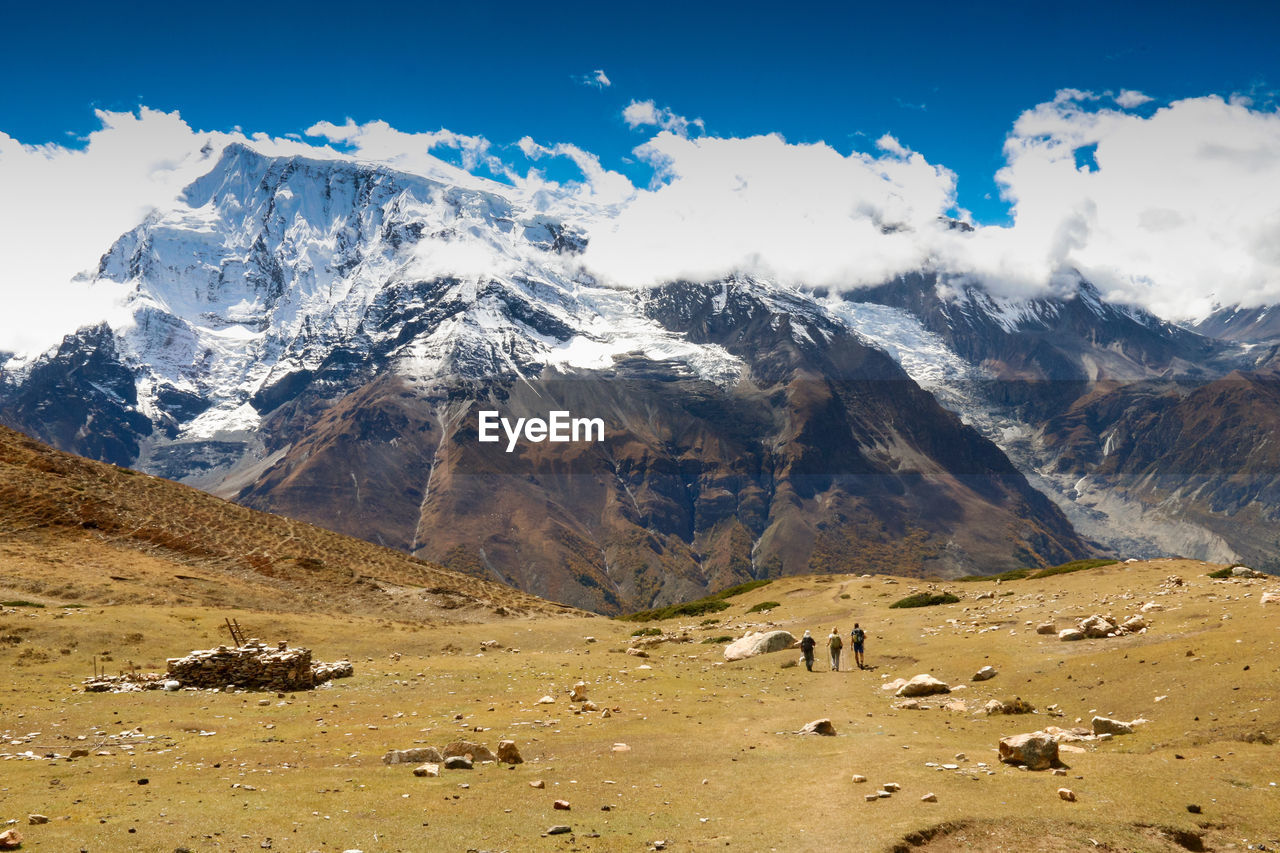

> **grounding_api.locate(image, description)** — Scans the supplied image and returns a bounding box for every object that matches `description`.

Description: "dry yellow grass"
[2,559,1278,851]
[0,425,578,621]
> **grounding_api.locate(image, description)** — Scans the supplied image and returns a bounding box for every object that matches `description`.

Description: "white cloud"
[579,69,611,89]
[944,92,1280,318]
[580,131,957,289]
[1114,89,1153,109]
[622,100,705,137]
[515,136,635,209]
[305,118,502,182]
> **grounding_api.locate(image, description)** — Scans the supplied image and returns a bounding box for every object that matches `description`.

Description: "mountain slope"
[0,425,576,619]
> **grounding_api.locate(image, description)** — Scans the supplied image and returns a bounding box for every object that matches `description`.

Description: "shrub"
[889,592,960,609]
[631,627,663,637]
[1206,567,1233,579]
[1,600,45,608]
[701,635,733,644]
[746,601,780,614]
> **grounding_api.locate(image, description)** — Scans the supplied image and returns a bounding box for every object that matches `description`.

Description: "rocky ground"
[1,558,1277,851]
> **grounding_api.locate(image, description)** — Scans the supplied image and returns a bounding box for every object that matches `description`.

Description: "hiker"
[851,623,867,670]
[799,630,816,671]
[828,627,843,671]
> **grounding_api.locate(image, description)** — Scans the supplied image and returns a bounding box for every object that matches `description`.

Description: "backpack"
[830,634,843,649]
[852,628,865,644]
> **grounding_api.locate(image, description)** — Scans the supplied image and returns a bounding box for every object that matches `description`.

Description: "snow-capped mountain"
[2,141,1275,610]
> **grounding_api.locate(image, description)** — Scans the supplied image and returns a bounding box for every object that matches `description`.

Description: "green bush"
[631,627,663,637]
[1206,567,1233,579]
[746,601,780,614]
[714,579,774,599]
[1,600,45,608]
[888,592,960,609]
[955,569,1032,582]
[701,635,733,644]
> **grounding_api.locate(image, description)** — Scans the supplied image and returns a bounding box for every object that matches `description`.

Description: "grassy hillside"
[2,558,1277,851]
[0,425,578,621]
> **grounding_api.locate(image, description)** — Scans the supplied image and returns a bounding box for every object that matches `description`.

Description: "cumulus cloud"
[580,131,957,288]
[305,118,503,182]
[946,91,1280,319]
[0,109,225,357]
[515,136,635,210]
[622,100,705,137]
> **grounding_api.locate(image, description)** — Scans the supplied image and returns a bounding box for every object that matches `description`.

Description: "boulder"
[1058,788,1077,802]
[496,740,523,764]
[1036,622,1057,635]
[382,747,443,765]
[625,647,649,658]
[723,630,797,662]
[412,763,440,777]
[0,829,22,851]
[1261,592,1279,606]
[1120,616,1149,632]
[983,699,1006,715]
[895,674,951,697]
[553,800,571,810]
[881,678,908,692]
[1058,628,1085,642]
[798,718,836,736]
[972,666,997,682]
[1079,615,1116,638]
[443,756,473,770]
[1140,601,1164,613]
[1232,566,1259,578]
[27,815,48,825]
[443,741,496,763]
[569,682,588,702]
[1091,716,1134,736]
[998,732,1059,771]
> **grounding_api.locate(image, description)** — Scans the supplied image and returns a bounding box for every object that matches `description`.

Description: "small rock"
[412,763,440,778]
[1186,804,1201,814]
[1053,768,1067,777]
[28,814,49,825]
[625,648,650,658]
[921,792,937,802]
[864,793,879,802]
[553,800,571,810]
[1058,628,1085,642]
[537,695,555,704]
[570,682,588,702]
[798,718,836,736]
[1079,615,1116,639]
[497,740,523,764]
[883,782,901,792]
[443,756,472,770]
[530,780,546,789]
[0,829,23,850]
[69,748,90,759]
[851,774,867,783]
[611,743,631,753]
[972,665,997,682]
[1058,787,1076,802]
[895,674,951,697]
[1092,716,1134,736]
[998,732,1059,771]
[1036,622,1057,635]
[547,825,572,835]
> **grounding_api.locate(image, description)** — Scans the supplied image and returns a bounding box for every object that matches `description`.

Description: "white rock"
[723,630,796,662]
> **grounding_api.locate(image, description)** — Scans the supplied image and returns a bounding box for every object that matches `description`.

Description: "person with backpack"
[799,630,816,671]
[827,627,843,671]
[851,623,867,670]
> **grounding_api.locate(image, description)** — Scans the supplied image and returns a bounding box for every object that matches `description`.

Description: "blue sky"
[5,0,1277,223]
